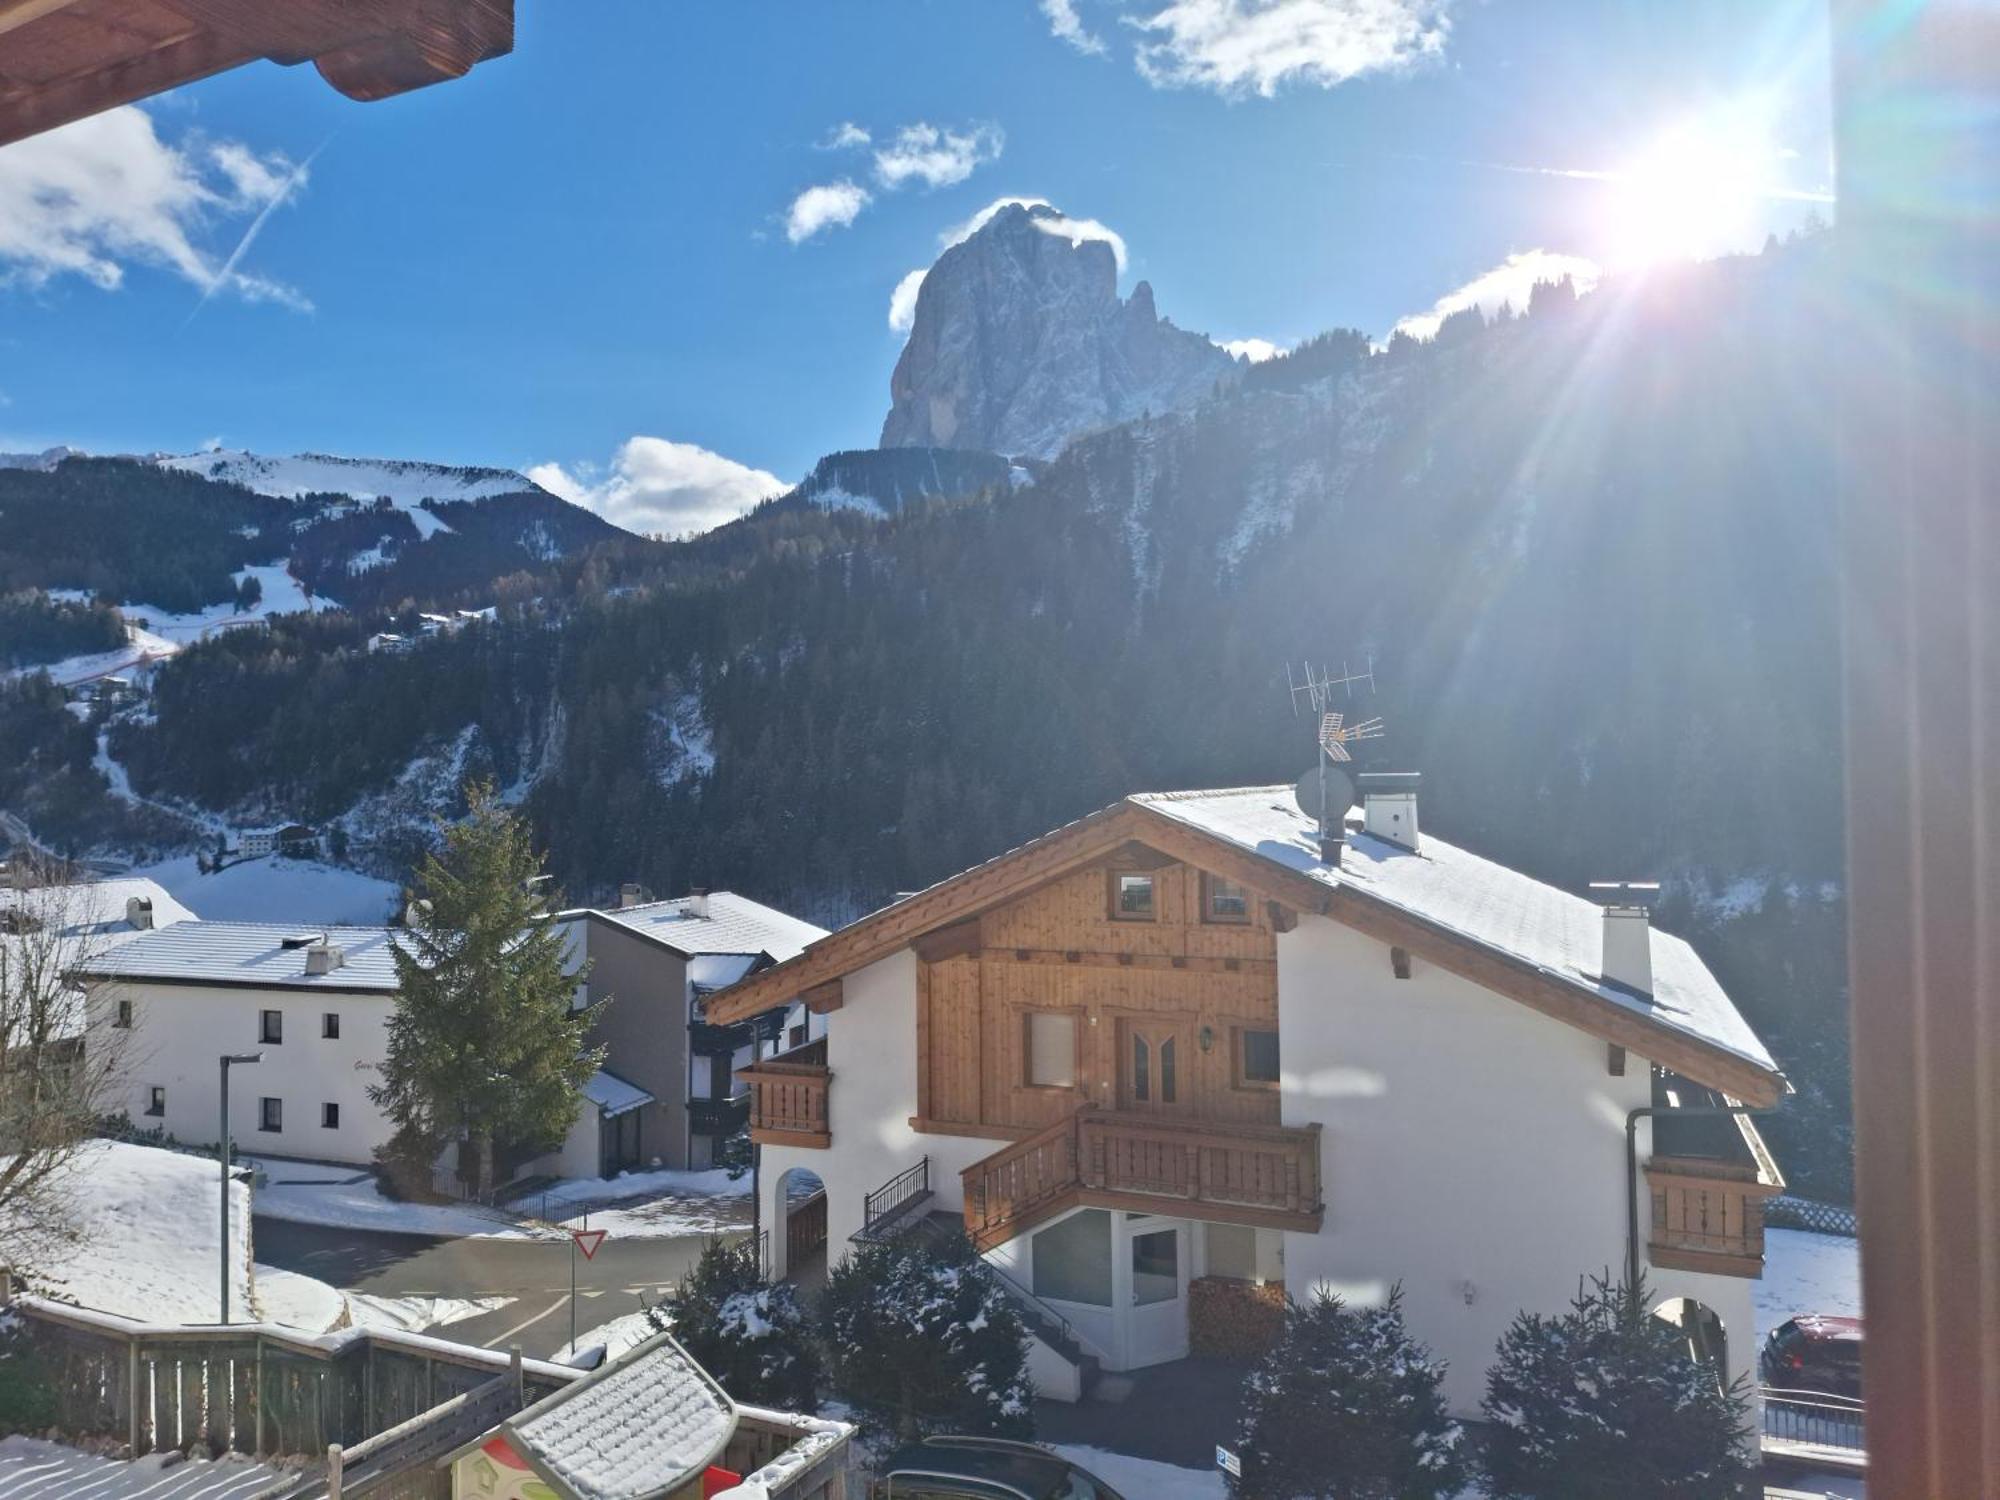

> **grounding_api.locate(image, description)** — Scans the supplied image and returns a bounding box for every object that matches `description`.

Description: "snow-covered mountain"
[155,448,541,506]
[881,202,1236,460]
[0,446,82,471]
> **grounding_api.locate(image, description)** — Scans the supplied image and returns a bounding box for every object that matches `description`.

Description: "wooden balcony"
[962,1105,1322,1250]
[1646,1155,1782,1279]
[740,1040,831,1149]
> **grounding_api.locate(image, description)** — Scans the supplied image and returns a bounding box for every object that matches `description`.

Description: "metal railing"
[1761,1387,1867,1455]
[863,1156,931,1230]
[983,1261,1087,1366]
[1765,1195,1859,1237]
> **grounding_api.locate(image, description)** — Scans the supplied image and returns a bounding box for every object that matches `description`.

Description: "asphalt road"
[254,1215,745,1361]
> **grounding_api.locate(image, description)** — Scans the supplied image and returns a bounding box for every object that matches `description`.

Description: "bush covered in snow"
[665,1238,820,1411]
[1479,1273,1753,1500]
[819,1229,1034,1448]
[1232,1285,1464,1500]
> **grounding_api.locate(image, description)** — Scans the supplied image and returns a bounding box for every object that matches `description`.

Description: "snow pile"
[1049,1445,1227,1500]
[5,1140,251,1324]
[252,1263,346,1333]
[0,1435,283,1499]
[245,1156,519,1237]
[515,1165,752,1241]
[554,1306,665,1368]
[345,1292,513,1334]
[134,853,399,926]
[1756,1228,1862,1334]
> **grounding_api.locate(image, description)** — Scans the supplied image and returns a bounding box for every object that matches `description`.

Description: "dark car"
[869,1436,1129,1499]
[1761,1314,1864,1396]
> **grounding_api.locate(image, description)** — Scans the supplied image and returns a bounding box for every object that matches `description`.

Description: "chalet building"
[557,890,828,1173]
[708,776,1788,1413]
[81,923,648,1180]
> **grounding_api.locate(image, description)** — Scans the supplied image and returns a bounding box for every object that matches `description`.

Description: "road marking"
[485,1296,568,1347]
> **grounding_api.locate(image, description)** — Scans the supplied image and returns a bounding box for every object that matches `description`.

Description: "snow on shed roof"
[583,892,825,964]
[0,877,195,948]
[496,1330,735,1499]
[77,921,405,991]
[583,1068,654,1120]
[1132,786,1778,1075]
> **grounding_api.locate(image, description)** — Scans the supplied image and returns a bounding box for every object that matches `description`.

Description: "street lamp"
[219,1052,262,1324]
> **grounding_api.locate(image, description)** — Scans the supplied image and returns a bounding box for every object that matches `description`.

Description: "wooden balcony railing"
[740,1051,831,1149]
[962,1105,1323,1250]
[1647,1155,1781,1278]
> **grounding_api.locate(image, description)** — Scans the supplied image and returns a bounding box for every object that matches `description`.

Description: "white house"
[556,890,828,1172]
[708,776,1787,1415]
[81,921,648,1179]
[0,875,195,950]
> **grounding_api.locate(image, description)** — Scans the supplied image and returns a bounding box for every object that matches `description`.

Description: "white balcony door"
[1123,1220,1189,1367]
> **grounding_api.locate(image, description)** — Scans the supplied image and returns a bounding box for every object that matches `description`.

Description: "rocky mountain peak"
[880,203,1233,460]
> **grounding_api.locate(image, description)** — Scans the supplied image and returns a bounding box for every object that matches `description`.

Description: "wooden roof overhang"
[0,0,512,149]
[705,798,1788,1107]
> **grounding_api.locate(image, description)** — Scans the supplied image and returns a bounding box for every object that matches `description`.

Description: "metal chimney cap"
[1357,771,1422,794]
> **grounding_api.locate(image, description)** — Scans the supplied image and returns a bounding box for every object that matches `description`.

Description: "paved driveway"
[254,1215,747,1360]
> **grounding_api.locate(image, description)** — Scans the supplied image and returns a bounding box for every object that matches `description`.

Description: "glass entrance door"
[1125,1221,1189,1366]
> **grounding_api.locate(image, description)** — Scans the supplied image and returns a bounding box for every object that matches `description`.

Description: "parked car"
[1761,1314,1864,1396]
[869,1437,1128,1499]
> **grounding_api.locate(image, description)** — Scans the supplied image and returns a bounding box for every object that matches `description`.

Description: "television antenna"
[1284,658,1385,836]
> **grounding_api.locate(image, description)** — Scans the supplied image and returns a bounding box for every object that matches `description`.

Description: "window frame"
[145,1085,165,1117]
[259,1009,283,1044]
[321,1101,340,1130]
[258,1096,283,1133]
[322,1012,340,1040]
[1233,1026,1282,1091]
[114,998,134,1029]
[1202,871,1254,925]
[1021,1007,1082,1091]
[1108,870,1158,922]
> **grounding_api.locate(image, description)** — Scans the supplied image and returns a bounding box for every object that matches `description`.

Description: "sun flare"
[1604,121,1784,269]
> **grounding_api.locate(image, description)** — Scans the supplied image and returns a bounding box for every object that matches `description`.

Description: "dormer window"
[1111,872,1156,921]
[1203,874,1251,924]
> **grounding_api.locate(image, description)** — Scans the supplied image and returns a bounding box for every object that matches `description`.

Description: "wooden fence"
[9,1296,573,1467]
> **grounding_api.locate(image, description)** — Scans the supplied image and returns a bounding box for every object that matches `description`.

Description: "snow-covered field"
[136,853,400,926]
[345,1291,514,1334]
[252,1262,347,1333]
[115,563,336,644]
[528,1165,752,1239]
[6,1140,251,1324]
[1756,1227,1863,1332]
[157,448,534,512]
[0,1437,282,1499]
[1050,1445,1226,1500]
[246,1156,521,1237]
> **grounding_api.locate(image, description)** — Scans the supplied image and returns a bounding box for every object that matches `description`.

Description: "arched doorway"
[772,1166,828,1290]
[1655,1296,1728,1389]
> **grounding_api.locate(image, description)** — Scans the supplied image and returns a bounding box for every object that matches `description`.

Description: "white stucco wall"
[89,981,396,1165]
[1275,911,1749,1414]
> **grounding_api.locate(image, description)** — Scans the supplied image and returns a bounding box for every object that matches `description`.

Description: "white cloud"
[940,195,1053,247]
[1390,250,1600,342]
[1030,210,1129,270]
[1221,336,1284,362]
[872,122,1005,191]
[529,438,785,538]
[819,121,872,150]
[1128,0,1449,98]
[1043,0,1109,55]
[888,267,928,333]
[785,180,871,244]
[0,104,310,307]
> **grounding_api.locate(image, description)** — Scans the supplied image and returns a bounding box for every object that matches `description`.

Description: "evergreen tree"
[1233,1285,1465,1500]
[661,1238,820,1410]
[819,1229,1034,1448]
[1479,1272,1754,1500]
[369,781,601,1195]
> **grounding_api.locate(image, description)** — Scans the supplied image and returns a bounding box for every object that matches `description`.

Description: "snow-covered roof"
[0,877,195,951]
[1133,787,1779,1075]
[688,953,760,992]
[583,892,825,964]
[497,1330,736,1499]
[584,1068,654,1120]
[77,921,405,991]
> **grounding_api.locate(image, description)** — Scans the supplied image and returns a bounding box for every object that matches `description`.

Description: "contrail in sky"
[185,138,328,327]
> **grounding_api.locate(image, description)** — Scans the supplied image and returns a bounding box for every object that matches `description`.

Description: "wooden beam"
[801,979,843,1015]
[1389,945,1411,980]
[1265,901,1298,934]
[0,0,89,42]
[912,917,981,964]
[1607,1043,1627,1077]
[981,946,1274,978]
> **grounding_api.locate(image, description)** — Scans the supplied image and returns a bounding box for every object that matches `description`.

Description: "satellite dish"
[1293,764,1354,826]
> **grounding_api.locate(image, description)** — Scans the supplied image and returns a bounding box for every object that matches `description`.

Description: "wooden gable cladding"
[0,0,513,148]
[914,860,1282,1137]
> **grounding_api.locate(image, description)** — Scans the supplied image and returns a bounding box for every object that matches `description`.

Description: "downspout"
[1625,1103,1776,1293]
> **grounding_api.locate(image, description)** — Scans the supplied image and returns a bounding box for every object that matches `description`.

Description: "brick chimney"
[1358,771,1421,852]
[1590,881,1660,996]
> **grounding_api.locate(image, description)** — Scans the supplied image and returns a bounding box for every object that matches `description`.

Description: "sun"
[1603,120,1781,269]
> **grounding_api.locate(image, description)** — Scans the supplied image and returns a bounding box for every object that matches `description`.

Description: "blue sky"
[0,1,1832,534]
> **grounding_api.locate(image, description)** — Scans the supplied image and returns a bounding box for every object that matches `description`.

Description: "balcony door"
[1118,1015,1192,1114]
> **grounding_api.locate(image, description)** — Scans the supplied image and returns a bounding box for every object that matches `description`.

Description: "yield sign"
[571,1227,608,1260]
